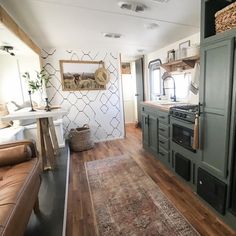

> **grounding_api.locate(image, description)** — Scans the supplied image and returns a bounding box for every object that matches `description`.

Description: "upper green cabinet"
[201,0,234,41]
[199,36,235,179]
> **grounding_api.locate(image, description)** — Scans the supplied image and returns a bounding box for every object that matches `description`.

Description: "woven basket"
[69,125,94,152]
[215,2,236,33]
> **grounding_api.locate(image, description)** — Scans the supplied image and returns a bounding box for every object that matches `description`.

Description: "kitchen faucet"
[162,72,177,102]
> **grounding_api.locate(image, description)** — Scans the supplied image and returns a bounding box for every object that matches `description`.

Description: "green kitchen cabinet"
[141,104,171,164]
[199,36,235,180]
[141,106,159,155]
[142,113,149,148]
[148,114,159,154]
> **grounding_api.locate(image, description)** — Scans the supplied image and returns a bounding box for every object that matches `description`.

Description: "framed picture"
[167,49,175,62]
[59,60,106,91]
[121,63,131,74]
[179,40,190,58]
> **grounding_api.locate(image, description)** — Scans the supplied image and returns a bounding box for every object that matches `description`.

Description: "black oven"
[172,124,195,152]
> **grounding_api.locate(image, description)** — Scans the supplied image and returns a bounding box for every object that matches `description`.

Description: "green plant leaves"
[22,69,51,93]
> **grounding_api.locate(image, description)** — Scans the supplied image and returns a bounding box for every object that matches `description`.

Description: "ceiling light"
[151,0,170,3]
[144,23,159,30]
[0,45,15,56]
[137,49,145,53]
[103,33,122,39]
[118,1,147,12]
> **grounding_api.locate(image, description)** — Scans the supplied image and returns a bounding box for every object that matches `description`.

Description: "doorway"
[121,57,144,128]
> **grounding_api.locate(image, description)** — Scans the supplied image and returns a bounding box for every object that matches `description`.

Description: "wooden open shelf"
[161,55,200,72]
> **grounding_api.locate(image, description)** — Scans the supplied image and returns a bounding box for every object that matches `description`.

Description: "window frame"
[149,59,162,101]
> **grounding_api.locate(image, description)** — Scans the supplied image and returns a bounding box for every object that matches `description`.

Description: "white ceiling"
[0,0,200,60]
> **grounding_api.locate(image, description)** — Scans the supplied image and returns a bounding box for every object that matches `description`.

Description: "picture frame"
[121,63,131,74]
[167,49,175,62]
[179,40,190,58]
[59,60,106,91]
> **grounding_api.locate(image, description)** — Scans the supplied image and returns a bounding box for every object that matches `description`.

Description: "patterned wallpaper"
[41,48,124,142]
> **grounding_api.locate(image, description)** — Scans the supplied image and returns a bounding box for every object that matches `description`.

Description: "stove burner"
[170,104,198,123]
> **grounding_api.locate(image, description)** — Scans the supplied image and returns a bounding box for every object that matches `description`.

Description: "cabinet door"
[200,38,234,179]
[148,114,158,154]
[142,113,149,147]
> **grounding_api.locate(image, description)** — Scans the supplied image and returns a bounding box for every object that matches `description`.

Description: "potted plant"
[23,69,51,107]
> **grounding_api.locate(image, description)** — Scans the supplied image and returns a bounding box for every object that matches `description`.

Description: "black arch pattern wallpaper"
[41,48,124,142]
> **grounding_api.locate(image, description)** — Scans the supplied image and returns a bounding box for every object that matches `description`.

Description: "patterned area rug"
[85,155,199,236]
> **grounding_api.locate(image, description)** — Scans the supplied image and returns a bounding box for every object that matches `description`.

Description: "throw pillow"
[0,104,12,129]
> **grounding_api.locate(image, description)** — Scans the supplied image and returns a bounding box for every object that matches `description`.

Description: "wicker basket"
[69,125,94,152]
[215,2,236,33]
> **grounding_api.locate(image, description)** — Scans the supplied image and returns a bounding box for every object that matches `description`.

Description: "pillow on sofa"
[6,102,36,126]
[0,104,12,129]
[0,144,32,167]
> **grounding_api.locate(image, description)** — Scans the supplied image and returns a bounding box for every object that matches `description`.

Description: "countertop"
[140,101,187,112]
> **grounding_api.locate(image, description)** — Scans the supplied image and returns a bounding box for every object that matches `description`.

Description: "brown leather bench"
[0,140,41,236]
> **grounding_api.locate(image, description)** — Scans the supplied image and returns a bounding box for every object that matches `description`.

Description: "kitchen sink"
[151,100,183,105]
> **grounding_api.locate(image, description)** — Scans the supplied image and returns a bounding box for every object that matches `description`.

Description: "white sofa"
[0,126,24,143]
[24,119,65,147]
[0,119,65,147]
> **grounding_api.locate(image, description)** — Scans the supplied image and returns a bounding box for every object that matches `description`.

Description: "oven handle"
[171,117,194,125]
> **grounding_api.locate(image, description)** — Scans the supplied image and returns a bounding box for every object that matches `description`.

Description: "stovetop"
[169,104,198,123]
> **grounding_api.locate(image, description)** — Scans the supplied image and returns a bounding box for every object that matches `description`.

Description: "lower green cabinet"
[141,111,158,155]
[159,147,170,165]
[141,104,170,162]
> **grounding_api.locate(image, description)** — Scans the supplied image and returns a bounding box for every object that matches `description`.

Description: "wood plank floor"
[66,125,236,236]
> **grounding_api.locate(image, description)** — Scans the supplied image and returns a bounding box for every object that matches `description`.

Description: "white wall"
[0,54,41,105]
[41,48,125,142]
[144,32,200,103]
[17,55,42,102]
[0,55,23,103]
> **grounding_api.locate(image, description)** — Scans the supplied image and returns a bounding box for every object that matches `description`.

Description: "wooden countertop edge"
[140,101,174,112]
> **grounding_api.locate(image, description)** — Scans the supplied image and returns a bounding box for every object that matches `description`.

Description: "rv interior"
[0,0,236,236]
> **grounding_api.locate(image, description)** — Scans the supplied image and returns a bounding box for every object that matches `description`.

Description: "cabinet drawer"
[158,147,170,164]
[159,123,169,138]
[159,135,169,150]
[158,111,169,124]
[141,106,158,115]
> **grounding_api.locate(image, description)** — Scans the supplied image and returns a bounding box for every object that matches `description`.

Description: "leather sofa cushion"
[0,158,40,235]
[0,145,32,167]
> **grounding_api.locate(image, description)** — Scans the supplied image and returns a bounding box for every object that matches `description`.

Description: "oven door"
[172,123,195,152]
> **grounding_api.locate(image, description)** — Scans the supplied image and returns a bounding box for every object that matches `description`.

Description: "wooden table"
[1,109,67,170]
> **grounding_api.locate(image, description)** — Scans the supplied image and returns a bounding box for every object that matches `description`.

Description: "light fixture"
[0,45,15,56]
[103,33,122,39]
[118,1,147,12]
[144,23,159,30]
[137,49,145,53]
[150,0,170,3]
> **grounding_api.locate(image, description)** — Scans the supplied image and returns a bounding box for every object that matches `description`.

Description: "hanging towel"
[190,62,200,95]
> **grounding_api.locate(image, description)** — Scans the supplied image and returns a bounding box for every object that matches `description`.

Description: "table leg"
[48,117,60,155]
[36,119,47,170]
[41,118,55,170]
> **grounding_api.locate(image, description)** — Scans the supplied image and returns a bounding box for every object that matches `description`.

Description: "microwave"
[172,124,195,152]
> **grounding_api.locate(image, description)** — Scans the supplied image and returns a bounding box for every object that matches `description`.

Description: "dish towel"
[190,62,200,95]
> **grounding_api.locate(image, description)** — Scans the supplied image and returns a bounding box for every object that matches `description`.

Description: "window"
[172,73,191,100]
[149,61,161,101]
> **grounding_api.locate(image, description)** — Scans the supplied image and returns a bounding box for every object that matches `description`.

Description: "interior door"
[135,57,144,127]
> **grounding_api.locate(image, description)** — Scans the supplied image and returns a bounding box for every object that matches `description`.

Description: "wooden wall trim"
[0,5,41,55]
